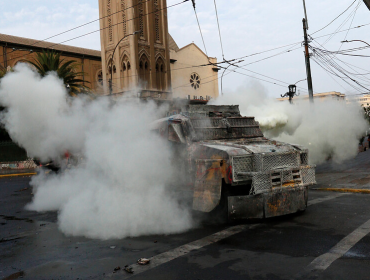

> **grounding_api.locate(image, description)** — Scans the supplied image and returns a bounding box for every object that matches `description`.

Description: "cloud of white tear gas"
[211,81,368,164]
[0,64,193,240]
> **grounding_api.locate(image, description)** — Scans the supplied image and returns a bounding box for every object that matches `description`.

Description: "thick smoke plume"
[0,64,193,239]
[211,82,368,164]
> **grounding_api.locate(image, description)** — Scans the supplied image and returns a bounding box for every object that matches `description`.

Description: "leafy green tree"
[27,50,89,96]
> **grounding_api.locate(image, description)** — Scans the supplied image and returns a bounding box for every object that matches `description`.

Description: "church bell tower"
[98,0,172,99]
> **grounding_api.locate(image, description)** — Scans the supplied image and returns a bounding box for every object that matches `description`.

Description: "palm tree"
[27,50,89,96]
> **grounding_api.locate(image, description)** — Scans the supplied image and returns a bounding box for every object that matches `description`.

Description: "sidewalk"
[312,149,370,193]
[0,169,36,176]
[0,159,37,176]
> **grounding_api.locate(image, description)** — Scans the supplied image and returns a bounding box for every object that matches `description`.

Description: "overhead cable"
[213,0,225,60]
[311,0,358,35]
[0,0,151,61]
[191,0,209,56]
[2,0,189,66]
[338,1,362,50]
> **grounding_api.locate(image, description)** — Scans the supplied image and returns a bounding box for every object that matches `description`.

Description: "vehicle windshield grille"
[255,152,300,172]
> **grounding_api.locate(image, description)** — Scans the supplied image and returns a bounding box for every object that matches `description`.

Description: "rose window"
[190,73,200,89]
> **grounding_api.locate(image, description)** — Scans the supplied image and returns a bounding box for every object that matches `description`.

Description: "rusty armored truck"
[153,104,316,220]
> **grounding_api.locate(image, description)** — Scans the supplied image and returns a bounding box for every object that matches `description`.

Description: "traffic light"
[364,0,370,11]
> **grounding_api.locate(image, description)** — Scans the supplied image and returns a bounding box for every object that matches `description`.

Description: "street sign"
[364,0,370,11]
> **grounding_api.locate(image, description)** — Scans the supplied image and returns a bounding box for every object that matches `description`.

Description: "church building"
[0,0,219,100]
[98,0,219,100]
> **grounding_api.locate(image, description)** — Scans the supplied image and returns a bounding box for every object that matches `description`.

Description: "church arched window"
[107,58,114,75]
[121,55,131,90]
[155,57,166,91]
[139,54,150,89]
[97,70,103,87]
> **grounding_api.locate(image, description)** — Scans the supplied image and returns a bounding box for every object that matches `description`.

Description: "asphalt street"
[1,151,370,280]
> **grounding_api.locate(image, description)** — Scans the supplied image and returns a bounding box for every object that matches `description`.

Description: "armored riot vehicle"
[153,104,316,220]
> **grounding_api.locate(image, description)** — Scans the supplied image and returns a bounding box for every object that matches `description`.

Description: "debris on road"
[113,266,120,273]
[124,265,134,274]
[137,258,150,265]
[110,246,116,249]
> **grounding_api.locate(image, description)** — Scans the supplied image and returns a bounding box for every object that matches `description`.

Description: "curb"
[0,172,36,178]
[311,188,370,194]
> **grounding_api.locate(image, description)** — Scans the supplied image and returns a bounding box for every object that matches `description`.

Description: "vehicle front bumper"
[228,185,308,220]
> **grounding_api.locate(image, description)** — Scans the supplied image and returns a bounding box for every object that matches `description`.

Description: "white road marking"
[295,218,370,279]
[109,193,344,279]
[307,193,349,206]
[109,224,256,279]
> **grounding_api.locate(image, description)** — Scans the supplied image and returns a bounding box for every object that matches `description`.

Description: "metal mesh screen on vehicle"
[300,153,309,165]
[251,173,271,195]
[282,170,293,182]
[254,152,300,172]
[195,127,263,140]
[232,155,253,181]
[249,167,313,195]
[301,166,316,185]
[191,117,258,128]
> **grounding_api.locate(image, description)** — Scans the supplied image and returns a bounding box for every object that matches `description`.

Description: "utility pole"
[364,0,370,11]
[302,18,314,102]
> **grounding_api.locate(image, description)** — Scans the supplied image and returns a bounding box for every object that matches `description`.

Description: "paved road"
[1,152,370,280]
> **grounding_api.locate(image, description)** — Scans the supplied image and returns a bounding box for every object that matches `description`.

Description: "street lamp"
[341,40,370,48]
[281,79,306,104]
[109,30,140,95]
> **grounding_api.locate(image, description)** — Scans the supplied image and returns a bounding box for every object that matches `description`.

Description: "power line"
[173,46,310,93]
[310,39,370,79]
[2,0,189,66]
[191,0,209,57]
[311,21,370,40]
[218,45,304,90]
[312,55,364,92]
[311,0,358,35]
[338,1,362,50]
[0,0,151,61]
[310,37,370,86]
[321,1,361,46]
[313,48,370,91]
[213,0,225,60]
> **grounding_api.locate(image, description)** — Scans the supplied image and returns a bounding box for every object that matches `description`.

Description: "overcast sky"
[1,0,369,97]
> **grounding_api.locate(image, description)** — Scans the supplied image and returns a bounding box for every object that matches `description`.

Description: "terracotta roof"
[0,33,101,58]
[168,34,179,51]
